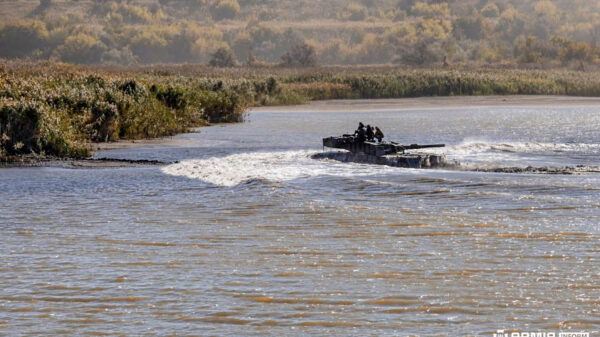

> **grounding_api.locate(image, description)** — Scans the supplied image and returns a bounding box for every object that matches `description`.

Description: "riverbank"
[4,94,598,168]
[251,95,600,112]
[89,95,600,157]
[0,154,174,168]
[4,62,600,163]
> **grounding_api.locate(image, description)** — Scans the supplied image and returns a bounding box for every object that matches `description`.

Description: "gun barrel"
[402,144,445,149]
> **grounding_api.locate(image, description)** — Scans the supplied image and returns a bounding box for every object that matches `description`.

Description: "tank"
[318,135,449,169]
[323,135,445,156]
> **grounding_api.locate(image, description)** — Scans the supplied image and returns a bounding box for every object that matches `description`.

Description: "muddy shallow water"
[1,104,599,336]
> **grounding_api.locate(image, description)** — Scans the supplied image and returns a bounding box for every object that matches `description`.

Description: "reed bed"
[2,61,600,161]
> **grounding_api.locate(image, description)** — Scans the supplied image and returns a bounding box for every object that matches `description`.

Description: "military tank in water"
[314,135,449,169]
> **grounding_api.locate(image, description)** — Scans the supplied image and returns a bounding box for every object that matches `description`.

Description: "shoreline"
[0,156,178,169]
[91,136,196,152]
[0,157,175,169]
[98,95,600,152]
[3,95,600,168]
[250,95,600,112]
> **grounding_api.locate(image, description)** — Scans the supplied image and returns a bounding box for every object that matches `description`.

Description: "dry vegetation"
[3,61,600,162]
[0,0,599,68]
[3,0,600,161]
[0,61,248,161]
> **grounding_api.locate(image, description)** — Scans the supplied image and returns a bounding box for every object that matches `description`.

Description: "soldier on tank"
[354,122,366,142]
[366,125,375,142]
[375,126,384,143]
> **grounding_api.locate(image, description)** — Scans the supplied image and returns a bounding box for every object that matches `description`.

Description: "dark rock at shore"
[0,156,175,168]
[472,165,600,175]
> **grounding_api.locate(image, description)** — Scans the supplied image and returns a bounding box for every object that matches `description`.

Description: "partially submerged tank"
[316,135,449,169]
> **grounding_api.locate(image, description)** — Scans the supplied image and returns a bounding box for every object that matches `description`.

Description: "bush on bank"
[0,71,247,161]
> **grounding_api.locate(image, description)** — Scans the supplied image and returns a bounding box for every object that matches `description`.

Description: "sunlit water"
[1,105,599,336]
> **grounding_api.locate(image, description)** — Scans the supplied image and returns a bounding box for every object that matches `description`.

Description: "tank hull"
[312,151,450,169]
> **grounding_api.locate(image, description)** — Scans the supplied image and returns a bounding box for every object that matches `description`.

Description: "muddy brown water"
[1,105,599,336]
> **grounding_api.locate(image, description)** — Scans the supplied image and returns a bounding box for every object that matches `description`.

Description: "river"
[1,103,599,336]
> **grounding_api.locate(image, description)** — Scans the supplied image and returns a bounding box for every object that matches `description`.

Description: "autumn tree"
[0,20,49,58]
[209,46,237,67]
[211,0,240,21]
[280,43,317,67]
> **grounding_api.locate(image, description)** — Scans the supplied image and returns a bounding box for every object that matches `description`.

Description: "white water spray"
[162,150,403,186]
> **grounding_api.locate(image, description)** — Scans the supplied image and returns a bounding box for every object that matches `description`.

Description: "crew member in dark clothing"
[354,122,366,142]
[375,126,384,143]
[366,125,375,142]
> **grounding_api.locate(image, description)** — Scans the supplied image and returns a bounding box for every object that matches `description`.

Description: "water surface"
[1,105,599,336]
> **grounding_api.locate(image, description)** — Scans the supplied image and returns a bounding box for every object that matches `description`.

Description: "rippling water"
[1,105,599,336]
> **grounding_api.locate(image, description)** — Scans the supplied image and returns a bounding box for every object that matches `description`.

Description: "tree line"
[0,0,599,68]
